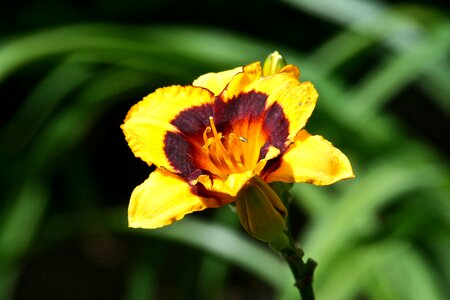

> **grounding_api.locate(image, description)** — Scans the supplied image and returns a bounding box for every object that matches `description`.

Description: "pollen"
[201,117,260,178]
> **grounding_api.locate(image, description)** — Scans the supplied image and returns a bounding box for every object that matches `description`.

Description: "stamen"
[208,117,219,138]
[228,134,245,170]
[239,136,248,143]
[203,127,211,145]
[245,121,262,169]
[201,116,262,177]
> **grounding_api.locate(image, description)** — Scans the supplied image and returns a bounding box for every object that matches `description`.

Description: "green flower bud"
[235,176,289,250]
[263,50,287,76]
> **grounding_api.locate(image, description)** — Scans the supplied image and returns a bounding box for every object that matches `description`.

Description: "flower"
[121,53,354,234]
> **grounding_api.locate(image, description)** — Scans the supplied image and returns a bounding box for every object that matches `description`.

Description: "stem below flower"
[279,241,317,300]
[266,182,317,299]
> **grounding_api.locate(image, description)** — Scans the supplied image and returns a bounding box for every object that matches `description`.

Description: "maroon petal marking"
[164,131,198,178]
[260,155,283,180]
[263,102,289,151]
[166,104,214,180]
[171,103,214,135]
[214,91,267,131]
[190,184,233,204]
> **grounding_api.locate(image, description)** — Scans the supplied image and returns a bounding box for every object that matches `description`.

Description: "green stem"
[280,242,317,300]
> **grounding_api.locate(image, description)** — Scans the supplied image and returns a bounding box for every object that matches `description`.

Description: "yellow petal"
[255,68,318,145]
[196,169,255,198]
[193,66,242,95]
[265,130,354,185]
[128,169,219,229]
[220,62,263,100]
[121,85,215,172]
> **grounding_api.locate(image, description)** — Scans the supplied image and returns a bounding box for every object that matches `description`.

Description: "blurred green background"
[1,0,449,299]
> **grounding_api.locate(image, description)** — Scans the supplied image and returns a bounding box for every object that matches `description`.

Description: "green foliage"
[0,0,448,299]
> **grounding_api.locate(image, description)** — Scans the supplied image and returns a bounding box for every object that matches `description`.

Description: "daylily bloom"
[121,56,354,239]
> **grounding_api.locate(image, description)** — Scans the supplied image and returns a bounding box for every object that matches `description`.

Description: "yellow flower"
[121,58,354,230]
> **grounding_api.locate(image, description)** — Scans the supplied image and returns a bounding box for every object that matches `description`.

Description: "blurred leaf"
[0,25,159,82]
[196,208,239,299]
[282,0,424,50]
[308,30,373,76]
[0,63,92,152]
[141,218,293,294]
[302,154,447,270]
[18,68,150,175]
[197,255,229,300]
[290,182,332,216]
[0,180,49,299]
[0,24,270,83]
[316,241,408,300]
[369,245,445,300]
[427,233,450,296]
[284,0,450,122]
[420,62,450,114]
[125,259,156,300]
[315,241,444,300]
[344,22,450,124]
[0,181,49,267]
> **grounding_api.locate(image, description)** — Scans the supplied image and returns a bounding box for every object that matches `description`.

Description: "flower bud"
[263,51,287,76]
[235,176,289,249]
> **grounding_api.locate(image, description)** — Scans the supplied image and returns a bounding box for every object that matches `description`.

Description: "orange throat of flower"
[201,117,265,179]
